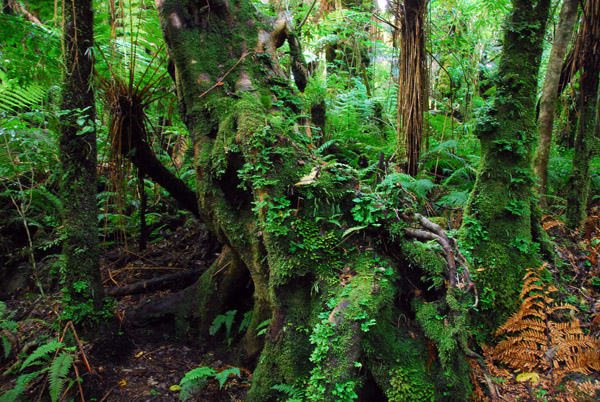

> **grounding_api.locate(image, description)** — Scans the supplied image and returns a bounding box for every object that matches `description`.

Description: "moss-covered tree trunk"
[460,0,552,333]
[564,0,600,230]
[154,0,476,400]
[59,0,109,328]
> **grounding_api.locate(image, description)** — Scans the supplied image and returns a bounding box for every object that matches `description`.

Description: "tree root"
[406,213,478,307]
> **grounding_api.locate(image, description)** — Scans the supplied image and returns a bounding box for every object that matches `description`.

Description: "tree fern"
[20,340,63,370]
[49,351,74,402]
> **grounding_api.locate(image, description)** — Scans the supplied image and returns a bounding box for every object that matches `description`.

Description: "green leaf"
[49,351,74,402]
[21,340,63,371]
[214,367,240,389]
[342,225,367,238]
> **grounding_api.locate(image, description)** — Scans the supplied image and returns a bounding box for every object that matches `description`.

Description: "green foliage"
[215,367,240,389]
[178,366,240,400]
[179,366,217,401]
[1,337,77,402]
[388,367,435,402]
[20,340,64,370]
[48,351,74,402]
[272,383,305,402]
[209,310,237,340]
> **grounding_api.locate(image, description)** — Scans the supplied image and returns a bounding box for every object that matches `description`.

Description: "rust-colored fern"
[492,264,600,380]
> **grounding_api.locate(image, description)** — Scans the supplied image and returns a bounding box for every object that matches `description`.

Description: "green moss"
[388,367,435,402]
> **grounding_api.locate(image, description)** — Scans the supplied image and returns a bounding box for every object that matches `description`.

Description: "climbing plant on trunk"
[59,0,111,328]
[460,0,552,334]
[393,0,428,176]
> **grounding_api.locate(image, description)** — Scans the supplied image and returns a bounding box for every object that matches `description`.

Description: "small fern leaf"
[272,383,304,400]
[21,340,63,371]
[180,366,216,385]
[49,351,73,402]
[214,367,240,389]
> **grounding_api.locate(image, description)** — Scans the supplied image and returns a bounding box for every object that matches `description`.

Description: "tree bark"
[59,0,109,328]
[534,0,579,207]
[459,0,552,334]
[395,0,428,176]
[565,0,600,230]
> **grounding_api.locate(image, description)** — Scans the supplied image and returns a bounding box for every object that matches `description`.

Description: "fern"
[20,340,63,370]
[49,351,74,402]
[437,190,469,207]
[179,366,217,401]
[492,265,600,379]
[214,367,240,390]
[0,369,46,402]
[272,383,305,402]
[209,310,237,339]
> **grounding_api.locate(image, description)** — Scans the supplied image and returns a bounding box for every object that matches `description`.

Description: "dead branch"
[106,269,204,297]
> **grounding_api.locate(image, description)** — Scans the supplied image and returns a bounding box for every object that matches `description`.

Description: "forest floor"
[1,211,599,401]
[1,219,251,401]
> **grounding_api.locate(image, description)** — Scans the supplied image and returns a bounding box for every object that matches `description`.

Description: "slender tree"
[460,0,552,332]
[564,0,600,230]
[394,0,428,176]
[59,0,108,328]
[534,0,579,208]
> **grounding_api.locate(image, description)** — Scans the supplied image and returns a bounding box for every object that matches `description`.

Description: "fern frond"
[180,366,216,385]
[493,265,600,379]
[20,340,63,371]
[0,369,46,402]
[272,383,305,401]
[547,303,577,314]
[49,351,74,402]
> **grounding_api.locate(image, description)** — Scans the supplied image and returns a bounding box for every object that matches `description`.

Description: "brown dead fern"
[492,264,600,379]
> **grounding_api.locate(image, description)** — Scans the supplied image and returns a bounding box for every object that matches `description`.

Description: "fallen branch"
[106,269,204,297]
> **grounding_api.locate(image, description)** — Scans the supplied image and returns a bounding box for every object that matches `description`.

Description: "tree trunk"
[565,0,600,230]
[534,0,579,208]
[59,0,109,328]
[153,0,476,400]
[395,0,427,176]
[459,0,552,334]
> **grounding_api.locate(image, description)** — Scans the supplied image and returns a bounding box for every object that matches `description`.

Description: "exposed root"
[405,213,478,307]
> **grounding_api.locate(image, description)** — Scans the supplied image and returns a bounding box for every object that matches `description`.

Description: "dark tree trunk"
[59,0,108,328]
[565,0,600,230]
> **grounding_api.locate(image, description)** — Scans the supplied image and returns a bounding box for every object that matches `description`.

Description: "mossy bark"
[154,0,474,399]
[459,0,552,334]
[59,0,109,330]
